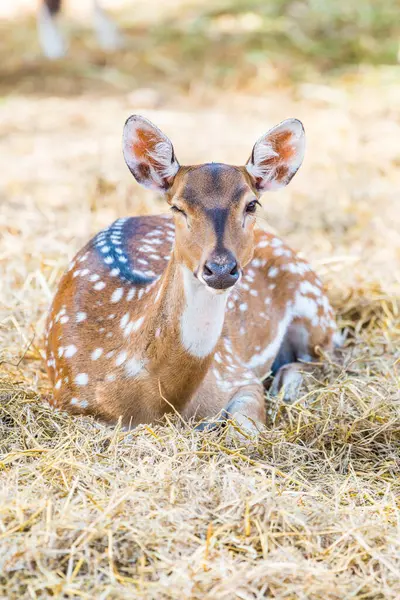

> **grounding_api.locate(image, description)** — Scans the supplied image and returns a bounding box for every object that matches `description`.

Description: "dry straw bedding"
[1,65,400,600]
[1,294,400,599]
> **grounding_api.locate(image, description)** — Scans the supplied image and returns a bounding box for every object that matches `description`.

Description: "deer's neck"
[179,265,228,358]
[143,258,229,406]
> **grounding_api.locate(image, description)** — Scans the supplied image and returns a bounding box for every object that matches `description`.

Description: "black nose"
[202,257,239,289]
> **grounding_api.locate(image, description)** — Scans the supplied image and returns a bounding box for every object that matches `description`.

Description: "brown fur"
[45,117,337,433]
[45,217,335,428]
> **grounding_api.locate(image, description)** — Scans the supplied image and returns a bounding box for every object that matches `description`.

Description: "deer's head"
[123,115,305,292]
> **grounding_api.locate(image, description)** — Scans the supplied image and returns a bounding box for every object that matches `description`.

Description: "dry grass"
[1,1,400,598]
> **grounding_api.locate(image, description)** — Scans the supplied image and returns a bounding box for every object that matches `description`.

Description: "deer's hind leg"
[270,311,336,404]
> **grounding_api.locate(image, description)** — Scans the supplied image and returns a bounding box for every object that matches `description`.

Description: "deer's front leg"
[224,384,266,437]
[190,376,266,437]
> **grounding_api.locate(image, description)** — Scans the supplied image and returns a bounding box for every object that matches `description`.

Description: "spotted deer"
[45,115,337,435]
[38,0,122,60]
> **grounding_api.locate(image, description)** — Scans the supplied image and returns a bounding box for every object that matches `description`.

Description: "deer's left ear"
[246,119,305,192]
[123,115,180,192]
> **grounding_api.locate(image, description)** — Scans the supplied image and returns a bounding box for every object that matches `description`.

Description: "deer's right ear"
[123,115,180,192]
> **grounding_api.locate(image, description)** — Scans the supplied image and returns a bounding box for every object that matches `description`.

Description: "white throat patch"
[180,266,229,358]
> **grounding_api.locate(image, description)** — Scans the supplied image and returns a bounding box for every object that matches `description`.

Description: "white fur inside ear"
[246,118,305,191]
[149,140,178,180]
[123,116,179,190]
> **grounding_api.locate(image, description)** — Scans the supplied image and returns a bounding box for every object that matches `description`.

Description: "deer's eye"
[245,200,260,214]
[171,205,186,216]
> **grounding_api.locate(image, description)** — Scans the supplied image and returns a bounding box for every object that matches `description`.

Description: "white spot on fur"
[116,351,127,366]
[94,281,106,291]
[120,313,130,329]
[131,316,144,332]
[91,348,103,361]
[124,357,145,378]
[293,292,318,320]
[111,288,124,303]
[299,280,322,297]
[75,373,89,386]
[268,267,279,278]
[251,258,262,268]
[64,345,77,358]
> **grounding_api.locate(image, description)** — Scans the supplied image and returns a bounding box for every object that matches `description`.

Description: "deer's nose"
[202,255,239,289]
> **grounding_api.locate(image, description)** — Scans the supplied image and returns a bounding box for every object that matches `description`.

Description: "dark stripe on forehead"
[205,208,229,251]
[182,165,249,206]
[207,163,223,194]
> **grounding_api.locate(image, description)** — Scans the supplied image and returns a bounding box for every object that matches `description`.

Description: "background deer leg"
[92,0,123,51]
[37,0,66,59]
